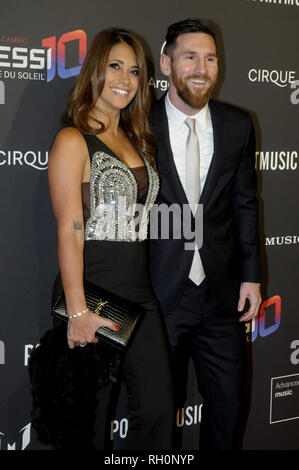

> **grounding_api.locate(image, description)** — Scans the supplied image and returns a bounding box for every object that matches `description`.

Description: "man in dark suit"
[149,18,262,449]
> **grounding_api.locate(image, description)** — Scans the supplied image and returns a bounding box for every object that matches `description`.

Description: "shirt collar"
[165,92,210,130]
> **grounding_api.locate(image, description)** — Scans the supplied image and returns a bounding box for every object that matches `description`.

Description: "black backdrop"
[0,0,298,451]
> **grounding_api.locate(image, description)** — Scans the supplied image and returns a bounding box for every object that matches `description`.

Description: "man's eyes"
[183,55,217,63]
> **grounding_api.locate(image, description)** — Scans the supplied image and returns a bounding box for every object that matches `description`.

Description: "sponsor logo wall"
[0,0,298,450]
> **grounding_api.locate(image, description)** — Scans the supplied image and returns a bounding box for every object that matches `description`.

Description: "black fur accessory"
[28,321,123,449]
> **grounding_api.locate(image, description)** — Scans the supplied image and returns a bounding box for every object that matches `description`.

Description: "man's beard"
[171,66,217,110]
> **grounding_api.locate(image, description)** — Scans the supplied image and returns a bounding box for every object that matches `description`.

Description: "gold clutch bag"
[52,279,146,350]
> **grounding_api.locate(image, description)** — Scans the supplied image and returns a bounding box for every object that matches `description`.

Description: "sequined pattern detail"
[85,151,159,241]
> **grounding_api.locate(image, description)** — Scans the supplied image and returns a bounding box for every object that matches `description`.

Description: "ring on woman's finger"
[79,343,87,348]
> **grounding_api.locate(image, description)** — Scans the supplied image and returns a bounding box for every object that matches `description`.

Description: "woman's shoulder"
[49,126,89,167]
[54,126,86,147]
[51,126,88,156]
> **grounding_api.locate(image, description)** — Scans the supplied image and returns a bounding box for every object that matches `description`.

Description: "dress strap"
[81,134,99,162]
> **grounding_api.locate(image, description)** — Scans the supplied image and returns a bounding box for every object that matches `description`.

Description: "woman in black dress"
[44,28,174,449]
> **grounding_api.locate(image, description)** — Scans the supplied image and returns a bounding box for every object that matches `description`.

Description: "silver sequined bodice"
[84,151,159,242]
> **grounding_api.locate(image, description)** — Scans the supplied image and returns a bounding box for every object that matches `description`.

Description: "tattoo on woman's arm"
[73,220,82,230]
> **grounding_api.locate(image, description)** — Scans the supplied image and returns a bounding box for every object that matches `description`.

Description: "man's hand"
[238,282,261,322]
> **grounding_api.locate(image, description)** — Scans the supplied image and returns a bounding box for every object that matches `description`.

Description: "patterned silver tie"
[185,118,205,286]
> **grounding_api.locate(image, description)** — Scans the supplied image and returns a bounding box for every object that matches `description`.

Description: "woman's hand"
[67,310,119,349]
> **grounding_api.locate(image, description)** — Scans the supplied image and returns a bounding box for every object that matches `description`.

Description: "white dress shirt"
[165,92,214,285]
[165,92,214,194]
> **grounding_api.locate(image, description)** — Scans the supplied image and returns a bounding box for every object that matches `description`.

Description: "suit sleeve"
[232,113,262,284]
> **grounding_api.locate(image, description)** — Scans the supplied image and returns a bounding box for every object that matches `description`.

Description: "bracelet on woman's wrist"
[68,307,89,319]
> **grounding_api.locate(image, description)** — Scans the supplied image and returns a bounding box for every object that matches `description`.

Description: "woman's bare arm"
[48,127,117,348]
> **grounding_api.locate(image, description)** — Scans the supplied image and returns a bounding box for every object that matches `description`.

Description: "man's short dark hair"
[164,18,216,56]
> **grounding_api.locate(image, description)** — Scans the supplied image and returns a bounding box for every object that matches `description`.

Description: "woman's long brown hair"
[62,28,156,169]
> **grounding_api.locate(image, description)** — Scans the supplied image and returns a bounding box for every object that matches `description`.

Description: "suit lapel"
[199,99,229,206]
[152,97,189,207]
